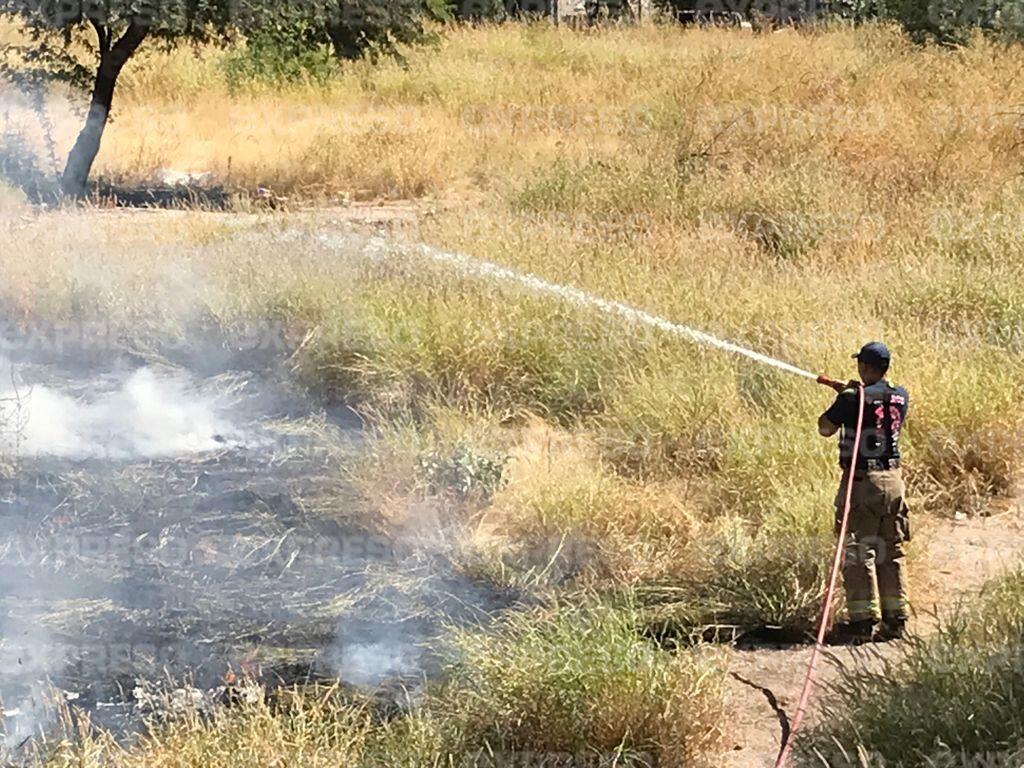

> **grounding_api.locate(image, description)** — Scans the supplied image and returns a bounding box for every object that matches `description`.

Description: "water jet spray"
[346,235,850,392]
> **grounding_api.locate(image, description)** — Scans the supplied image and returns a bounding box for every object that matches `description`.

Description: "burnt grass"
[0,351,508,741]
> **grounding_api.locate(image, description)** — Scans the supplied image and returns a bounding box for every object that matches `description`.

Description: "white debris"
[156,169,214,187]
[133,683,209,719]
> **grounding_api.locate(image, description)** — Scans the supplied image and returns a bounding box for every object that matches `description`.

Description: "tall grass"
[437,600,725,766]
[5,22,1024,201]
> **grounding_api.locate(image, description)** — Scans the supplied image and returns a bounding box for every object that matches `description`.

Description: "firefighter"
[818,341,910,642]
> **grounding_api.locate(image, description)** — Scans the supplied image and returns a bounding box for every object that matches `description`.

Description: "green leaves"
[0,0,441,194]
[417,441,508,502]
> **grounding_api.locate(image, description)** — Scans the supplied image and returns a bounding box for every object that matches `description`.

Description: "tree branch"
[105,21,149,72]
[89,18,111,57]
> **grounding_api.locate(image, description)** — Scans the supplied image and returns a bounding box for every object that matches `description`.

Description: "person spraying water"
[775,341,911,768]
[818,341,911,643]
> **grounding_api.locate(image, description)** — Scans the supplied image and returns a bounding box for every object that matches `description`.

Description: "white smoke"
[334,638,422,687]
[0,623,65,753]
[0,358,248,754]
[0,365,241,460]
[0,87,59,189]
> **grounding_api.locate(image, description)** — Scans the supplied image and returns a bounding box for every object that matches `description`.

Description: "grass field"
[3,19,1024,766]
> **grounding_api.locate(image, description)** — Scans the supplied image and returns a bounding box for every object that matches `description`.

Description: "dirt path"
[718,499,1024,767]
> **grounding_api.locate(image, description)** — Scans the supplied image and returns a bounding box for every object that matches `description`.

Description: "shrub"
[833,0,1024,45]
[221,27,341,89]
[417,441,508,502]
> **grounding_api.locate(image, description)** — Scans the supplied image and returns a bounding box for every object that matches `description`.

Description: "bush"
[832,0,1024,45]
[696,513,832,634]
[638,506,834,639]
[417,441,508,502]
[221,0,450,89]
[221,27,341,88]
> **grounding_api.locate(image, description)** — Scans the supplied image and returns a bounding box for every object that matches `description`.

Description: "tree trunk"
[61,23,149,198]
[327,23,363,60]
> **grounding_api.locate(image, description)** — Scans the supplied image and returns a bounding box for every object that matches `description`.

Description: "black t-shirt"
[823,380,909,469]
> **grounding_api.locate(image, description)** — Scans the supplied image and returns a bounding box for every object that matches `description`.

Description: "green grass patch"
[437,600,725,767]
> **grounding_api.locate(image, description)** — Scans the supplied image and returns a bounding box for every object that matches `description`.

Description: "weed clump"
[417,441,507,503]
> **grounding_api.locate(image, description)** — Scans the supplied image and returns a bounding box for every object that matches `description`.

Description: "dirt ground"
[718,497,1024,767]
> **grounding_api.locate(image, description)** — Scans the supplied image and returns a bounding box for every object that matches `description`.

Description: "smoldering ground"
[0,218,677,758]
[0,340,506,757]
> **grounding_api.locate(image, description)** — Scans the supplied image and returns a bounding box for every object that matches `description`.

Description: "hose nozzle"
[816,375,846,393]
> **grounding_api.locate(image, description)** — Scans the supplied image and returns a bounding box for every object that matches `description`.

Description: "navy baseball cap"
[853,341,891,367]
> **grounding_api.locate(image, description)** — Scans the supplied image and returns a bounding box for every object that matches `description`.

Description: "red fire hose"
[772,376,866,768]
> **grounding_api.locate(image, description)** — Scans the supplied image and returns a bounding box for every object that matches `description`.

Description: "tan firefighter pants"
[835,468,911,623]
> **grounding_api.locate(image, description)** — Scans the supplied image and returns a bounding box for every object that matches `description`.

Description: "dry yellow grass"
[2,20,1023,615]
[3,22,1022,202]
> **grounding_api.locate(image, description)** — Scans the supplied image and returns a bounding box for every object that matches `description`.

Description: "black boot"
[878,615,907,641]
[838,618,878,644]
